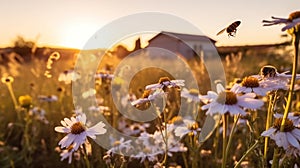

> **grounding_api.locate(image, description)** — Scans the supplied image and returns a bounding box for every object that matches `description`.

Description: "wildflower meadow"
[1,10,300,168]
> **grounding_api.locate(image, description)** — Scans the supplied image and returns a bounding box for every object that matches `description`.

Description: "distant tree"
[12,36,37,61]
[112,45,130,59]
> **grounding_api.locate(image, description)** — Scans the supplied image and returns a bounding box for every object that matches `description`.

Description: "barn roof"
[148,31,216,44]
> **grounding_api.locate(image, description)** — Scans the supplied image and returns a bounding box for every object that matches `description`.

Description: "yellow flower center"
[66,145,74,152]
[158,77,171,84]
[189,89,199,96]
[241,77,259,88]
[293,112,300,117]
[113,141,121,147]
[18,95,33,108]
[188,122,199,130]
[169,116,183,125]
[143,147,151,153]
[273,118,294,132]
[216,91,238,105]
[142,90,151,98]
[70,122,86,134]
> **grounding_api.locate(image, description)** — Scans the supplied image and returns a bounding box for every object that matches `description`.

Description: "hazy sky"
[0,0,299,49]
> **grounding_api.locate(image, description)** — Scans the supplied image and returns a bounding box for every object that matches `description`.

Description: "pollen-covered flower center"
[189,89,199,96]
[188,122,199,130]
[241,77,259,88]
[142,90,151,98]
[274,118,294,132]
[169,116,183,125]
[293,112,300,117]
[158,77,171,84]
[216,91,238,105]
[70,122,86,134]
[113,141,121,147]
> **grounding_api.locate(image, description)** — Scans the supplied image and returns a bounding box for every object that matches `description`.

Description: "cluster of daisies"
[104,122,189,165]
[55,64,300,164]
[54,113,107,163]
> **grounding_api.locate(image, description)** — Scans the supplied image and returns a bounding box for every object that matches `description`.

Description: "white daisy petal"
[261,127,277,136]
[287,132,300,148]
[238,97,264,109]
[64,118,73,126]
[291,129,300,140]
[216,84,225,94]
[55,126,70,133]
[55,114,107,151]
[86,122,107,137]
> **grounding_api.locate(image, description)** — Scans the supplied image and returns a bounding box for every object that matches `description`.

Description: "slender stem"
[182,152,189,168]
[6,83,18,108]
[280,32,299,132]
[264,95,273,161]
[222,113,229,168]
[272,32,299,168]
[213,122,220,160]
[234,140,260,168]
[82,144,91,168]
[163,108,169,168]
[224,114,240,167]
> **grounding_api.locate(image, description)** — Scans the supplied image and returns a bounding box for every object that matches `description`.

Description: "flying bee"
[217,21,241,37]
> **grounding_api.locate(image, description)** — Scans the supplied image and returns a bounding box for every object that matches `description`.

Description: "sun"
[59,22,99,49]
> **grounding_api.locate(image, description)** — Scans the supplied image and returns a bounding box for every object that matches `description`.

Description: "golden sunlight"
[59,22,99,49]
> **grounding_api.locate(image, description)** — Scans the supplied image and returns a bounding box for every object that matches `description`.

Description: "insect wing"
[216,28,226,35]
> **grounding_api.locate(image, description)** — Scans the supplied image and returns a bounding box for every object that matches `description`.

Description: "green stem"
[221,113,229,168]
[272,31,299,168]
[182,152,189,168]
[163,108,169,168]
[82,144,91,168]
[224,114,240,168]
[280,32,299,134]
[264,95,274,161]
[234,140,260,168]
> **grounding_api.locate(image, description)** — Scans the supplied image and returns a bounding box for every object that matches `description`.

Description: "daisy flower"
[231,76,280,96]
[201,83,264,116]
[58,70,81,84]
[94,72,114,80]
[174,119,201,139]
[54,113,107,151]
[38,95,58,102]
[285,146,300,157]
[59,145,75,164]
[261,115,300,150]
[121,92,137,107]
[275,112,300,127]
[145,77,185,91]
[263,11,300,32]
[82,88,96,99]
[131,89,164,109]
[181,88,201,102]
[107,137,133,155]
